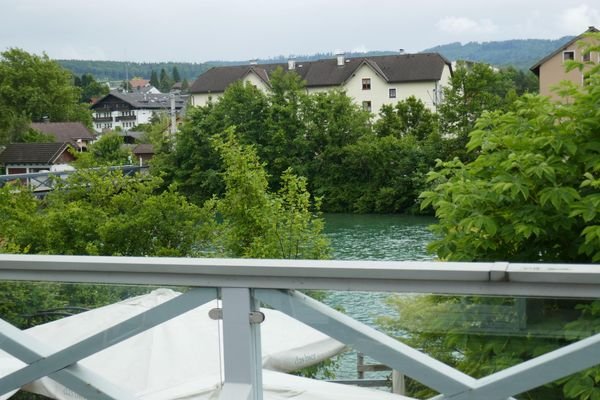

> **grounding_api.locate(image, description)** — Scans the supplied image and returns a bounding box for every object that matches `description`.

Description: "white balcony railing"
[0,254,599,400]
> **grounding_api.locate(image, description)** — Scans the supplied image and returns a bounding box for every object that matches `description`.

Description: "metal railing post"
[219,288,263,400]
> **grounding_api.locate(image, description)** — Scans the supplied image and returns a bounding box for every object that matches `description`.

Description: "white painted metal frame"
[0,254,599,400]
[0,287,216,400]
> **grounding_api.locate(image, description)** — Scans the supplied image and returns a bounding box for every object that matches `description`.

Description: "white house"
[90,91,188,133]
[189,53,452,114]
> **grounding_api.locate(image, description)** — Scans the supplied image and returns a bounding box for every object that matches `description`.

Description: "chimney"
[249,59,258,65]
[336,52,345,67]
[288,57,296,70]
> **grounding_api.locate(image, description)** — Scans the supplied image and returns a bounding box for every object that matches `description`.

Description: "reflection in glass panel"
[378,294,600,399]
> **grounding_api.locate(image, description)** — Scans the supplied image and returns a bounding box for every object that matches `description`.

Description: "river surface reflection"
[321,214,436,381]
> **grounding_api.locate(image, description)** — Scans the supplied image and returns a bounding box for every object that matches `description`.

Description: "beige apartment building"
[189,53,452,114]
[531,26,599,99]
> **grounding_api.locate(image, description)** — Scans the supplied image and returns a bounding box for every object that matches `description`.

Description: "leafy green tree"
[159,68,173,92]
[205,129,329,259]
[157,81,270,202]
[149,70,160,88]
[438,61,516,160]
[157,69,442,213]
[74,73,109,103]
[374,96,438,140]
[263,67,311,183]
[0,170,209,257]
[0,48,92,144]
[500,66,539,95]
[181,78,189,91]
[314,133,439,213]
[422,95,598,262]
[381,34,600,399]
[0,130,330,331]
[21,128,55,143]
[172,66,181,83]
[0,170,211,327]
[74,132,132,167]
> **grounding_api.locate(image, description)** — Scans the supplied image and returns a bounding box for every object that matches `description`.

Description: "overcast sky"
[1,0,599,62]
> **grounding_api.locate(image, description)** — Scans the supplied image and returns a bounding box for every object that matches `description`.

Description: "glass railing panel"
[319,290,600,398]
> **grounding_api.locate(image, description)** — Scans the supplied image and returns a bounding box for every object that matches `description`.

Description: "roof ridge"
[530,26,599,73]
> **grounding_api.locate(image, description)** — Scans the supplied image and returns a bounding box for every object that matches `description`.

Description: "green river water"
[321,214,437,381]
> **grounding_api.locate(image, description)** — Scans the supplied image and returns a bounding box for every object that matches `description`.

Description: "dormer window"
[362,78,371,90]
[583,52,591,62]
[563,51,575,61]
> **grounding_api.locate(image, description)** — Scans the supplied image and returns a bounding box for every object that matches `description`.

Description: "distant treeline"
[56,51,399,82]
[424,36,574,70]
[56,37,573,83]
[56,60,221,82]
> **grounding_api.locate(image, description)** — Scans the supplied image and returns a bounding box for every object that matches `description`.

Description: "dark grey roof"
[91,91,189,110]
[133,144,154,155]
[530,26,599,75]
[190,53,451,94]
[30,122,95,143]
[0,143,71,164]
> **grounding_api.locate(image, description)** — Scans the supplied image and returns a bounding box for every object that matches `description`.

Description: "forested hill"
[424,36,574,70]
[57,38,572,82]
[56,51,398,82]
[56,60,221,82]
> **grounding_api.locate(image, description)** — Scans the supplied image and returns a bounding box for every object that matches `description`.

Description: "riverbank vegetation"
[0,131,328,328]
[380,33,600,399]
[153,61,531,214]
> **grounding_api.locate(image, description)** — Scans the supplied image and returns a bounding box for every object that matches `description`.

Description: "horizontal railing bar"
[358,364,392,372]
[327,379,390,387]
[0,255,599,298]
[0,165,147,182]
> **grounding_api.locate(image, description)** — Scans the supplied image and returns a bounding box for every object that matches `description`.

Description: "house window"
[389,88,396,98]
[563,51,575,61]
[362,78,371,90]
[362,101,372,112]
[583,52,591,62]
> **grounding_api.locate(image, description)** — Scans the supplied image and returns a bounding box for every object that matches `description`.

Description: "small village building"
[189,53,452,114]
[0,142,75,175]
[132,144,154,166]
[29,122,96,151]
[90,91,187,133]
[531,26,599,99]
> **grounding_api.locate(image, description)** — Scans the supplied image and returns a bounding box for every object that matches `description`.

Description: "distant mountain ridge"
[423,36,574,70]
[57,37,573,82]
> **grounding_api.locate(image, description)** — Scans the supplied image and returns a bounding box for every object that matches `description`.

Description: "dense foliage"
[57,59,214,82]
[73,73,109,103]
[0,48,92,144]
[382,34,600,399]
[0,129,328,326]
[204,130,329,259]
[156,62,526,214]
[74,132,133,168]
